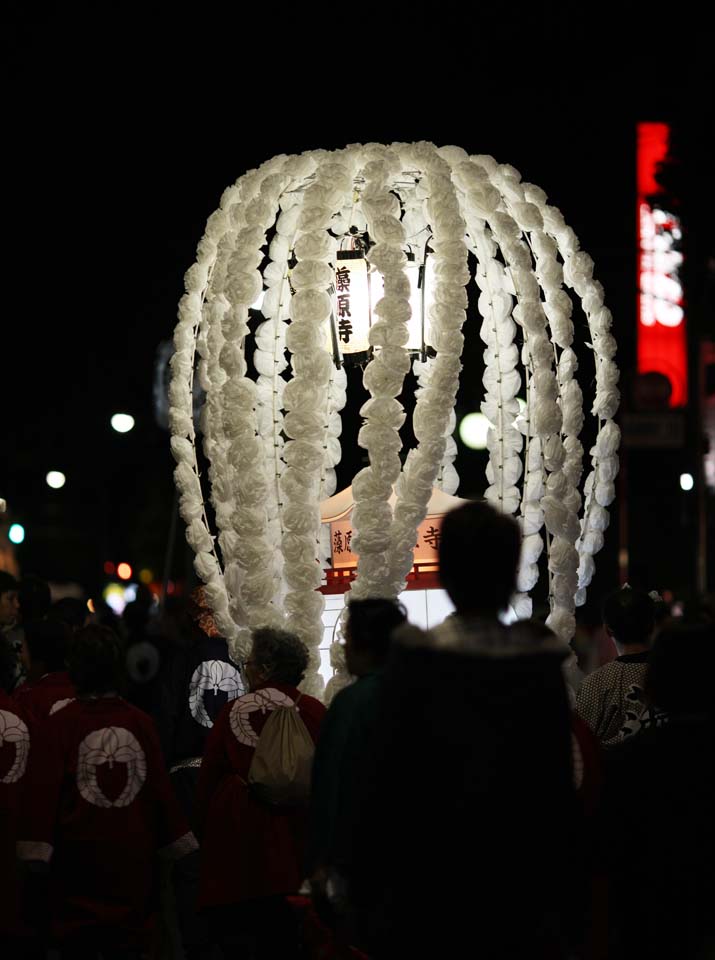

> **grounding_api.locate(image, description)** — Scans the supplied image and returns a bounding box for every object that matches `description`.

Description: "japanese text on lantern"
[333,254,370,355]
[330,516,444,569]
[636,122,687,406]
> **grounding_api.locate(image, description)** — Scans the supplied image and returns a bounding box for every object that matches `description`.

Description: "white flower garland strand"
[531,190,621,612]
[386,143,470,592]
[280,152,358,695]
[452,159,529,610]
[199,170,263,639]
[349,145,412,601]
[488,165,583,641]
[170,169,267,644]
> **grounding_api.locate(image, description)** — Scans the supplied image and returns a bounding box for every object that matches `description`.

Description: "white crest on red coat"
[229,688,295,747]
[189,659,244,728]
[50,697,75,715]
[0,709,30,784]
[77,727,147,808]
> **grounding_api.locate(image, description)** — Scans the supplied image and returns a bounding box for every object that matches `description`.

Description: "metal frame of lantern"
[169,143,621,701]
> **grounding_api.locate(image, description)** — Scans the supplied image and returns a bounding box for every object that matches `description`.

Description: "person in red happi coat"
[16,625,197,960]
[0,637,31,951]
[13,619,76,725]
[195,626,325,959]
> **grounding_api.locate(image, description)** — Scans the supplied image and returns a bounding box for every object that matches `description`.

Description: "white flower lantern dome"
[169,142,620,698]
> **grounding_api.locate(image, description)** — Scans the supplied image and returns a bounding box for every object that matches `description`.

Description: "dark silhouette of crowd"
[1,500,713,959]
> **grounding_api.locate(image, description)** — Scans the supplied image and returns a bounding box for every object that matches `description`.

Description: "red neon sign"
[636,122,687,406]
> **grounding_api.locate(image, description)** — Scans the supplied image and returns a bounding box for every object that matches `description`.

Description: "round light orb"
[111,413,135,433]
[459,413,491,450]
[117,562,133,581]
[46,471,66,489]
[680,472,694,491]
[9,523,25,544]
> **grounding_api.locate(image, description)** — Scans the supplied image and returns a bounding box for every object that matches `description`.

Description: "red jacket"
[0,691,30,937]
[13,671,76,726]
[195,683,325,907]
[16,696,196,947]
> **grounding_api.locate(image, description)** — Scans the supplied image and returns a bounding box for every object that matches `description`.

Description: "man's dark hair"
[68,625,125,697]
[645,623,715,715]
[252,627,309,686]
[48,597,88,632]
[346,598,407,661]
[19,575,51,623]
[0,636,16,693]
[24,620,71,672]
[0,571,18,597]
[439,500,521,615]
[602,586,655,645]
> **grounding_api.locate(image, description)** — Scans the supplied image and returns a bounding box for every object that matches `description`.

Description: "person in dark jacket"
[309,598,407,934]
[349,501,581,959]
[603,622,715,959]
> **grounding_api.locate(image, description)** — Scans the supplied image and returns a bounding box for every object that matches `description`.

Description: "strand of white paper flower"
[530,193,621,610]
[198,170,265,636]
[169,174,256,642]
[349,145,413,601]
[402,169,460,497]
[214,162,299,656]
[453,159,545,620]
[383,143,469,591]
[489,165,585,640]
[280,152,358,695]
[253,156,319,611]
[451,156,524,526]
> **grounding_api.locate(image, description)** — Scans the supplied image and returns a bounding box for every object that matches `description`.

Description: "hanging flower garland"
[280,150,359,695]
[527,189,621,611]
[171,142,620,691]
[385,142,470,592]
[349,145,412,601]
[486,164,583,641]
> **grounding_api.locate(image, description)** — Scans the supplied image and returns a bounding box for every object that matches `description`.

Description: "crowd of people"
[1,500,714,960]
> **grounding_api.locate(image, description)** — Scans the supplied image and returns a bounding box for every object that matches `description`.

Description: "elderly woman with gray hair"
[195,626,325,959]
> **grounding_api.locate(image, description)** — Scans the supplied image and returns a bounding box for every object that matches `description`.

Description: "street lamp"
[111,413,135,433]
[46,471,66,489]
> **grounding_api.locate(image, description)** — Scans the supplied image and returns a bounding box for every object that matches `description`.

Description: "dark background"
[2,6,713,620]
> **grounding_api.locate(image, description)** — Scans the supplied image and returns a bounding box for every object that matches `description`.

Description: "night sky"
[3,8,713,617]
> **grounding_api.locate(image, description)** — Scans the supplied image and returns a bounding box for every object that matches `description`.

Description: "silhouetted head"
[23,619,71,675]
[69,625,125,697]
[344,598,407,676]
[602,586,655,649]
[18,575,51,624]
[439,500,521,617]
[49,597,90,632]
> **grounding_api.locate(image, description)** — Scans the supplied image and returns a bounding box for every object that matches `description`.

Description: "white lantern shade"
[334,253,371,355]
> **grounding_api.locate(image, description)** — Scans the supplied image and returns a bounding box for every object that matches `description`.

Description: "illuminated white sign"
[639,203,684,328]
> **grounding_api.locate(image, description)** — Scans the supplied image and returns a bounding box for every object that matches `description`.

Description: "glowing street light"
[111,413,135,433]
[9,523,25,544]
[458,413,491,450]
[117,562,133,581]
[46,471,66,489]
[680,473,694,492]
